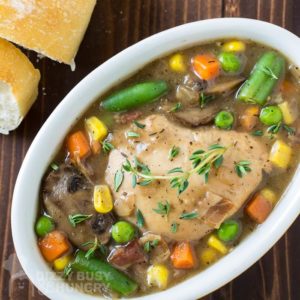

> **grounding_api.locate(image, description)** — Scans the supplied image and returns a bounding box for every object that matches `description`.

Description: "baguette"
[0,0,96,66]
[0,38,40,134]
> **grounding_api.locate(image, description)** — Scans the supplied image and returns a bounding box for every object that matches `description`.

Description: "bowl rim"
[12,18,300,300]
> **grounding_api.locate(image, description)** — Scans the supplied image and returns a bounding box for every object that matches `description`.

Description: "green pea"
[112,221,135,243]
[217,220,240,242]
[35,215,55,237]
[215,111,234,129]
[218,52,241,73]
[259,105,283,125]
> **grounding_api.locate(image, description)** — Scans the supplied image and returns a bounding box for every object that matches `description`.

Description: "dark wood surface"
[0,0,299,299]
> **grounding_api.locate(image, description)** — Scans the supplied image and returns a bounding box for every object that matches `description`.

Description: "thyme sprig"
[122,144,227,194]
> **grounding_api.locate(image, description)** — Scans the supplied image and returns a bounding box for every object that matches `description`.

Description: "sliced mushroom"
[206,77,244,95]
[175,85,199,106]
[173,105,219,127]
[139,233,170,264]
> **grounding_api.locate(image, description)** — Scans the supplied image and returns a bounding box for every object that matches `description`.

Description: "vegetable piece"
[169,53,186,73]
[217,220,240,242]
[147,264,169,289]
[259,106,283,125]
[112,221,135,243]
[170,242,196,269]
[53,254,72,271]
[237,52,285,105]
[39,231,70,262]
[35,215,55,237]
[269,140,292,169]
[240,106,259,131]
[205,77,245,95]
[215,111,234,129]
[192,54,220,80]
[245,192,273,223]
[218,52,241,73]
[207,235,228,254]
[85,116,108,142]
[72,250,138,296]
[67,131,91,160]
[101,80,168,112]
[260,188,277,205]
[222,41,246,52]
[93,185,113,214]
[278,101,298,125]
[200,248,218,265]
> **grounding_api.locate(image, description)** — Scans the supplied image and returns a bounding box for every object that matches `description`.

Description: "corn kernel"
[222,41,246,52]
[147,264,169,289]
[93,185,113,213]
[269,140,292,169]
[53,254,72,271]
[169,54,186,73]
[200,248,218,266]
[207,235,228,254]
[85,116,108,142]
[278,101,297,125]
[260,188,277,205]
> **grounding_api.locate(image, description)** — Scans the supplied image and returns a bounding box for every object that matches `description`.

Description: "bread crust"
[0,0,96,64]
[0,38,40,129]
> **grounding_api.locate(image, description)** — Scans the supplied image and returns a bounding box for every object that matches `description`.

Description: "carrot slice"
[170,242,196,269]
[39,231,70,262]
[67,131,91,159]
[240,106,260,131]
[245,193,273,224]
[192,54,220,80]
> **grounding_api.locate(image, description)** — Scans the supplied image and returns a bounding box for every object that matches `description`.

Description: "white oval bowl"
[12,18,300,300]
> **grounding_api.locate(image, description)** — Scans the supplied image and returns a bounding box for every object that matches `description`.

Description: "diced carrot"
[39,231,71,262]
[245,193,273,224]
[91,140,101,154]
[240,106,260,131]
[192,54,220,80]
[170,242,196,269]
[67,131,91,160]
[280,80,295,94]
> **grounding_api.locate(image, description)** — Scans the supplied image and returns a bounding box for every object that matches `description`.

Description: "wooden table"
[1,1,299,299]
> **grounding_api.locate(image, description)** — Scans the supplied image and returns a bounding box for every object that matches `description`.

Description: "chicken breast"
[105,114,271,241]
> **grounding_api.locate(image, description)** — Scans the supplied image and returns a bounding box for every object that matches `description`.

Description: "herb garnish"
[63,263,73,278]
[144,239,159,253]
[136,209,145,228]
[234,160,252,178]
[282,124,296,135]
[133,120,146,129]
[169,146,180,160]
[251,130,264,136]
[50,162,59,171]
[102,141,114,153]
[127,131,140,138]
[180,211,199,220]
[169,102,182,112]
[122,144,227,194]
[267,122,296,137]
[114,169,124,192]
[68,214,93,227]
[261,66,278,80]
[200,92,214,108]
[81,237,107,259]
[153,201,171,217]
[171,222,179,233]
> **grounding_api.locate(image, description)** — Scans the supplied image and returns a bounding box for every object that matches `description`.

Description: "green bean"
[72,250,138,296]
[237,52,285,105]
[101,80,168,112]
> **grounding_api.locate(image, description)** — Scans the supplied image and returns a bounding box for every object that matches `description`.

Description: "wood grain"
[0,0,299,299]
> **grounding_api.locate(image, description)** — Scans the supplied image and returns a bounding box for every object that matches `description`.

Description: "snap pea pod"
[237,51,285,105]
[72,250,138,296]
[101,80,168,112]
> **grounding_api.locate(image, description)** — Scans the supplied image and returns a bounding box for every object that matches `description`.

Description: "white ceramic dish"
[12,18,300,300]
